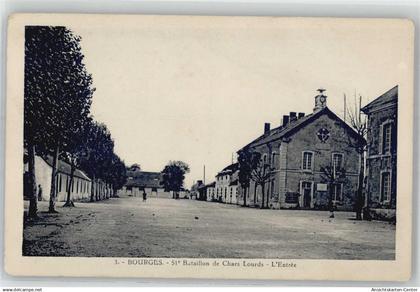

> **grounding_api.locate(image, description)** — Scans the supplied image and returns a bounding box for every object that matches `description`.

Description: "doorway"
[300,181,313,208]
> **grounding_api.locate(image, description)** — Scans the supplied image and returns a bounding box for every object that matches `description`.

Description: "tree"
[25,26,95,213]
[161,161,190,199]
[103,153,127,197]
[250,152,275,209]
[79,121,114,202]
[344,93,368,220]
[62,116,93,207]
[320,163,347,211]
[237,148,260,207]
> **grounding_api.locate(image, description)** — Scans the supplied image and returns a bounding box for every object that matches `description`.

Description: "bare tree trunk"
[253,183,257,205]
[63,163,75,207]
[243,186,247,207]
[48,145,59,213]
[27,144,38,218]
[261,183,265,209]
[355,152,364,220]
[90,176,95,202]
[95,180,99,201]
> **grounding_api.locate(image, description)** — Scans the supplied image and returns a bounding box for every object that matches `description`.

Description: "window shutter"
[391,121,397,154]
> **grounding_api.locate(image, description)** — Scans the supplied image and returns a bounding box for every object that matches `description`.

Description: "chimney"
[298,112,305,119]
[282,115,289,127]
[314,88,327,111]
[289,112,297,121]
[264,122,271,134]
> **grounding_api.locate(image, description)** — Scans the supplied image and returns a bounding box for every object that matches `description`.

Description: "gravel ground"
[23,196,395,259]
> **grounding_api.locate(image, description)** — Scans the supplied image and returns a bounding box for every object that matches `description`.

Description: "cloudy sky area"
[70,16,408,188]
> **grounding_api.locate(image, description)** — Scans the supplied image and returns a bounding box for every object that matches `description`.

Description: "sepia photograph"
[4,14,414,280]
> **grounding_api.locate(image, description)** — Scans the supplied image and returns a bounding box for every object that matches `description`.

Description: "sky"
[67,16,410,188]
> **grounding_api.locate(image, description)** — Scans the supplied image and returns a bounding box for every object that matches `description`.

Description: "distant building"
[24,154,92,202]
[361,86,398,213]
[190,180,204,200]
[197,183,208,201]
[205,182,216,202]
[215,163,239,203]
[227,171,239,204]
[237,89,364,211]
[118,170,169,198]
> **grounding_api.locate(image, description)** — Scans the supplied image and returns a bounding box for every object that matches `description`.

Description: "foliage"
[107,153,128,192]
[25,26,95,155]
[237,148,260,189]
[79,121,114,180]
[161,161,190,196]
[25,26,95,212]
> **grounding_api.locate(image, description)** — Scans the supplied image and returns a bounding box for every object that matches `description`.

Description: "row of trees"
[25,26,126,218]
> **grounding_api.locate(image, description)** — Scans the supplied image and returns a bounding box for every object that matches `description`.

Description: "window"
[381,172,391,202]
[332,153,344,178]
[382,157,390,168]
[263,154,267,165]
[332,153,343,169]
[271,152,277,166]
[332,184,343,201]
[302,151,313,171]
[382,123,392,154]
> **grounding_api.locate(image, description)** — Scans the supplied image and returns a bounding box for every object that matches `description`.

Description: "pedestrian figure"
[142,190,147,202]
[37,184,43,201]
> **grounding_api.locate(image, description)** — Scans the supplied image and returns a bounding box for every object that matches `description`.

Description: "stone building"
[215,163,239,203]
[24,154,92,202]
[237,89,364,211]
[361,86,398,214]
[118,170,169,198]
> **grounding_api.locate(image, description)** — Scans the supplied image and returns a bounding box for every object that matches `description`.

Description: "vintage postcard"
[4,14,414,280]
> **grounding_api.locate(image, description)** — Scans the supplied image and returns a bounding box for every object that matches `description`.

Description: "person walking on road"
[142,190,147,202]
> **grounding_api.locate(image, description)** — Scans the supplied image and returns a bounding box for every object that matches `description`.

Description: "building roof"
[238,106,364,150]
[125,171,163,188]
[191,180,205,192]
[229,178,238,186]
[361,85,398,114]
[206,181,216,188]
[41,156,91,181]
[216,162,239,177]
